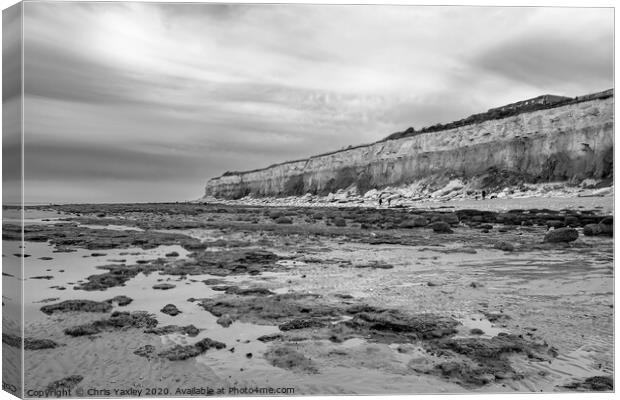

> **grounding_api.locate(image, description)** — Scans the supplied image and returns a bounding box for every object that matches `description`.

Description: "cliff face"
[204,93,614,199]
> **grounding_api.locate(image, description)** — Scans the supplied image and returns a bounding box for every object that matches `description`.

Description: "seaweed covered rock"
[158,338,225,361]
[161,304,181,316]
[399,217,429,228]
[2,333,59,350]
[544,227,579,243]
[264,345,318,374]
[278,318,328,331]
[345,310,459,341]
[428,222,453,234]
[64,311,158,336]
[224,287,275,296]
[153,283,176,290]
[106,295,133,306]
[46,375,83,392]
[144,325,200,337]
[40,300,113,315]
[333,217,347,227]
[421,333,557,387]
[133,345,156,359]
[216,314,234,328]
[584,217,613,237]
[493,241,514,252]
[166,249,282,277]
[562,375,613,391]
[199,293,337,324]
[75,264,153,291]
[583,224,603,236]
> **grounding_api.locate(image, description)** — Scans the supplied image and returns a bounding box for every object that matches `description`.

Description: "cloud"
[19,3,613,203]
[473,32,613,92]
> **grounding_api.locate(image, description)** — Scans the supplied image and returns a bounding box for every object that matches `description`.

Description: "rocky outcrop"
[204,90,613,199]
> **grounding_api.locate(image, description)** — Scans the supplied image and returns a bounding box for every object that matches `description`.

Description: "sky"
[11,2,614,203]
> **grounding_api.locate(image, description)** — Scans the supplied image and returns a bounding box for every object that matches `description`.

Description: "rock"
[199,293,338,325]
[257,333,283,342]
[438,213,460,225]
[544,227,579,243]
[599,217,613,236]
[583,217,612,237]
[275,217,293,224]
[482,312,511,323]
[64,311,158,336]
[211,285,235,291]
[2,334,59,350]
[425,334,556,387]
[153,283,176,290]
[105,295,133,306]
[158,338,226,361]
[333,217,346,227]
[493,241,514,252]
[562,375,613,391]
[34,297,60,304]
[161,304,181,316]
[75,264,153,291]
[46,375,83,392]
[546,220,565,229]
[216,314,234,327]
[470,328,484,335]
[428,221,453,233]
[63,325,100,337]
[264,345,318,373]
[133,345,156,359]
[144,325,200,336]
[165,251,180,257]
[224,287,275,296]
[268,211,284,219]
[563,216,581,227]
[278,318,327,331]
[399,217,429,228]
[167,249,282,277]
[203,278,226,285]
[583,224,603,236]
[351,262,393,270]
[40,300,113,315]
[346,310,459,340]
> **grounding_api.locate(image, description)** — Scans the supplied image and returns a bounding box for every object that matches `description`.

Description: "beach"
[1,195,614,395]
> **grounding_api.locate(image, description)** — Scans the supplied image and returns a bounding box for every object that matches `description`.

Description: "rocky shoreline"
[200,180,613,212]
[3,199,614,394]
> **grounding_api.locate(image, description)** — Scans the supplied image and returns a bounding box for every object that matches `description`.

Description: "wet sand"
[2,197,614,396]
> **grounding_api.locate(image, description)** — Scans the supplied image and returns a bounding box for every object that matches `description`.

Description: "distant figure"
[387,197,392,206]
[481,190,486,200]
[378,197,383,206]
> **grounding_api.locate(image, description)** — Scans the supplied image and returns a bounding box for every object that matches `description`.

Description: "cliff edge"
[204,89,614,200]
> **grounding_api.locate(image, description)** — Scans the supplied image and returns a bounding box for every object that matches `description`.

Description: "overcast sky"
[18,2,613,203]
